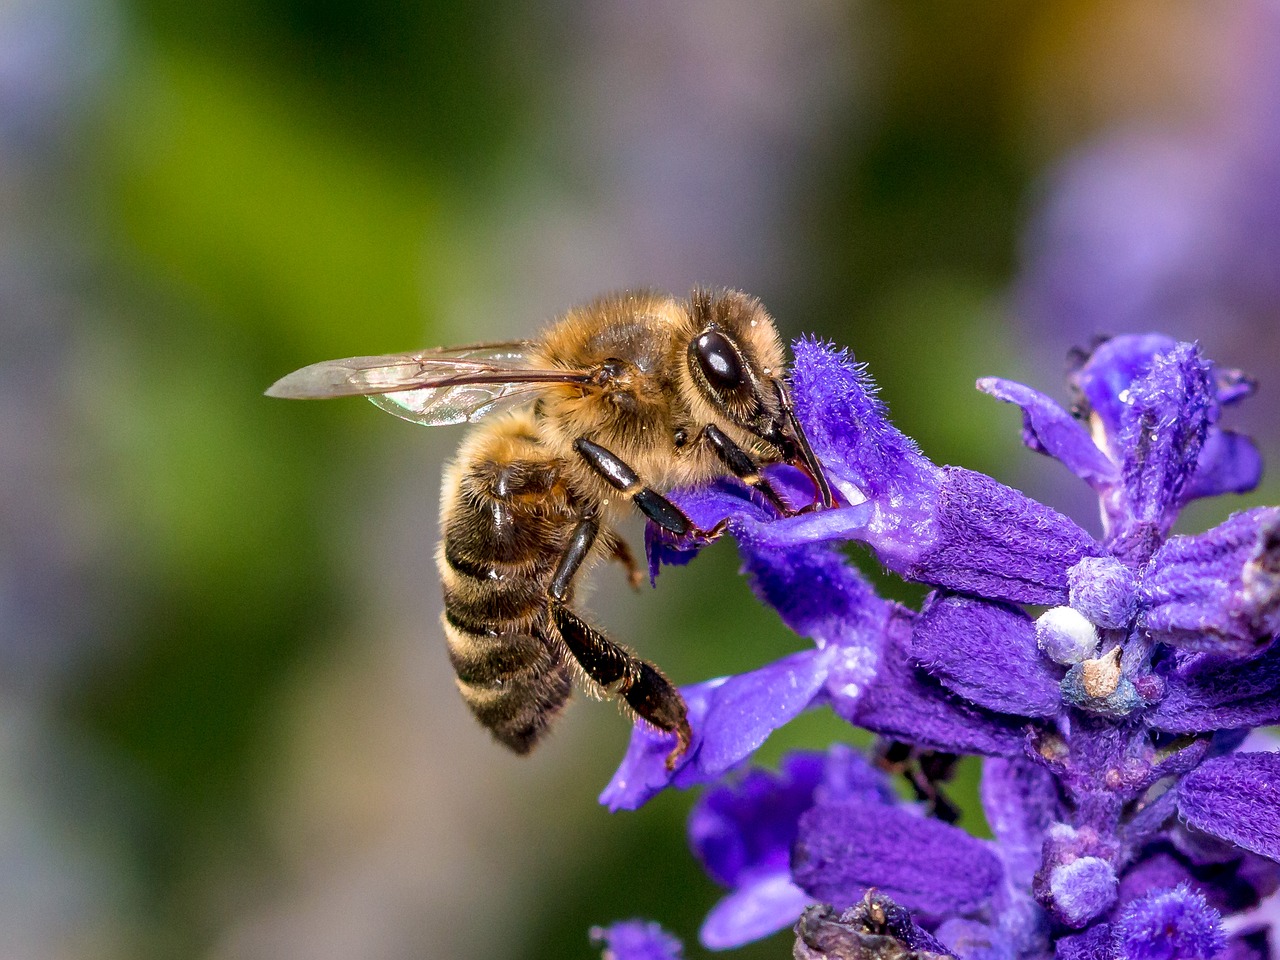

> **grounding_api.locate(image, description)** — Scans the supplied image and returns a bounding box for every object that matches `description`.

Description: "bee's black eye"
[694,330,746,392]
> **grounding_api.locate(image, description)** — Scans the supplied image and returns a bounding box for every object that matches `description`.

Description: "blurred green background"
[3,1,1278,958]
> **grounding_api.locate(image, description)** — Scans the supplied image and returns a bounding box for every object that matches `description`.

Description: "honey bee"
[267,289,832,766]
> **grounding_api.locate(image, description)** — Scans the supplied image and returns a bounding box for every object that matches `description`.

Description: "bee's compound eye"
[694,330,746,392]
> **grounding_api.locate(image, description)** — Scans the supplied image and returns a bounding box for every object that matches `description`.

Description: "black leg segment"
[702,424,791,515]
[550,601,691,768]
[550,516,599,601]
[632,489,690,535]
[574,436,704,537]
[574,437,640,492]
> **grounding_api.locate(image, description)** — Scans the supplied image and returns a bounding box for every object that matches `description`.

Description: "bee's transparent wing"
[266,342,589,427]
[368,378,555,427]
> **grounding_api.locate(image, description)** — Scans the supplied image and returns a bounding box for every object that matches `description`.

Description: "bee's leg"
[573,437,726,539]
[609,537,644,591]
[700,424,793,516]
[552,602,691,768]
[547,516,690,767]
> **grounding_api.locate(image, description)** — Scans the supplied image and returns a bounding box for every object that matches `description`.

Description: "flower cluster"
[594,334,1280,959]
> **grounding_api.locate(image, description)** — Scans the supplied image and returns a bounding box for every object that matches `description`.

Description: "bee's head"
[684,289,832,504]
[685,289,786,432]
[687,288,817,450]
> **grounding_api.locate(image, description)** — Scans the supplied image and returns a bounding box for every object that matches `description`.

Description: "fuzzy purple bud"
[1068,556,1139,629]
[1111,885,1225,960]
[1048,857,1118,927]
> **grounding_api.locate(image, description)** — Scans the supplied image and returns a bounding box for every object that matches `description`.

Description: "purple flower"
[591,920,684,960]
[596,330,1280,959]
[687,747,891,949]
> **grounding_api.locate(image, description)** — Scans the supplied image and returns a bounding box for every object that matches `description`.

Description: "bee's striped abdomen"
[437,418,579,753]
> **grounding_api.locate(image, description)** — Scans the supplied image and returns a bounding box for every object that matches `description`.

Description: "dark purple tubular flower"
[595,332,1280,960]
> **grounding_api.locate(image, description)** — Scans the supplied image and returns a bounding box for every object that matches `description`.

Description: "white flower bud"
[1036,606,1099,665]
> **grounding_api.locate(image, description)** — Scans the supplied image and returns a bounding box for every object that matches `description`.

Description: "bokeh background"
[4,0,1280,958]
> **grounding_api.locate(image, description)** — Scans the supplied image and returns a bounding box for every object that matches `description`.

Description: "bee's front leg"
[546,516,690,768]
[698,424,795,516]
[572,437,726,540]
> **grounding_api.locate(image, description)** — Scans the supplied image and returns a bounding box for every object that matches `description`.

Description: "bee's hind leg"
[551,604,690,768]
[547,517,691,768]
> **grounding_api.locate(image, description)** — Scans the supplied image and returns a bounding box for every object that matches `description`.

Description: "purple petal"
[1111,884,1225,960]
[1177,752,1280,861]
[697,649,835,777]
[789,337,939,504]
[793,799,1004,920]
[1183,429,1263,501]
[690,747,895,888]
[843,606,1032,757]
[688,752,827,888]
[976,376,1117,487]
[1150,644,1280,734]
[591,920,684,960]
[911,593,1062,717]
[811,744,902,807]
[692,748,897,950]
[902,467,1103,606]
[982,756,1061,886]
[934,919,1013,960]
[1114,342,1212,536]
[599,648,834,811]
[699,872,811,950]
[741,538,891,649]
[1142,507,1280,658]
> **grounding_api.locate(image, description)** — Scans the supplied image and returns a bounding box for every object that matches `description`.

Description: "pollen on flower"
[1079,647,1122,698]
[1062,647,1141,716]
